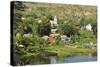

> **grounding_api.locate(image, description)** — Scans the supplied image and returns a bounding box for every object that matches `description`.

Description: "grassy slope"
[24,2,96,18]
[23,2,97,57]
[20,2,97,57]
[46,45,97,57]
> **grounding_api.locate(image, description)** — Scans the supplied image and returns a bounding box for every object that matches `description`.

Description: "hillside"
[12,1,97,66]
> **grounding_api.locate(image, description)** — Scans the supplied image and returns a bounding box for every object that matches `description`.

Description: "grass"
[46,45,97,57]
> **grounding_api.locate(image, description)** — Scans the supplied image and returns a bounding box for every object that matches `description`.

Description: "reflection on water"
[50,56,57,64]
[14,54,97,65]
[55,55,97,63]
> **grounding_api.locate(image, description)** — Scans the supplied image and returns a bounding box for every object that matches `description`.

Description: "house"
[51,29,57,33]
[50,16,58,28]
[85,24,92,31]
[48,33,59,43]
[60,35,71,44]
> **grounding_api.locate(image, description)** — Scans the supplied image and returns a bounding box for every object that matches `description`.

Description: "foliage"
[12,1,97,65]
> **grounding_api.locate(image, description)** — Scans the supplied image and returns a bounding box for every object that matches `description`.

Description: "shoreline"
[46,45,97,57]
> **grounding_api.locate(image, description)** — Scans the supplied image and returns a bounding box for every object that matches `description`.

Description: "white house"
[51,29,57,33]
[54,16,58,25]
[50,16,58,27]
[85,24,92,31]
[60,35,71,44]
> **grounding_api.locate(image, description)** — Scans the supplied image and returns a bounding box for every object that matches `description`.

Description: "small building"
[60,35,71,44]
[48,33,59,43]
[85,24,92,31]
[51,29,57,33]
[50,16,58,28]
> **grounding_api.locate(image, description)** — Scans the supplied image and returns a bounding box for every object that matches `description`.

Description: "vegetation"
[12,1,97,65]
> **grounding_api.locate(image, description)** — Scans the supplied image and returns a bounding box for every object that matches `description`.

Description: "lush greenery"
[12,1,97,65]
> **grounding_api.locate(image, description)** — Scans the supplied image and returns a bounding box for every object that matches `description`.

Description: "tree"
[59,21,79,37]
[37,22,51,36]
[92,22,97,36]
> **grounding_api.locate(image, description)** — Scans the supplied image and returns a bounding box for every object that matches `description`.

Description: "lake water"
[50,55,97,64]
[14,54,97,65]
[29,55,97,64]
